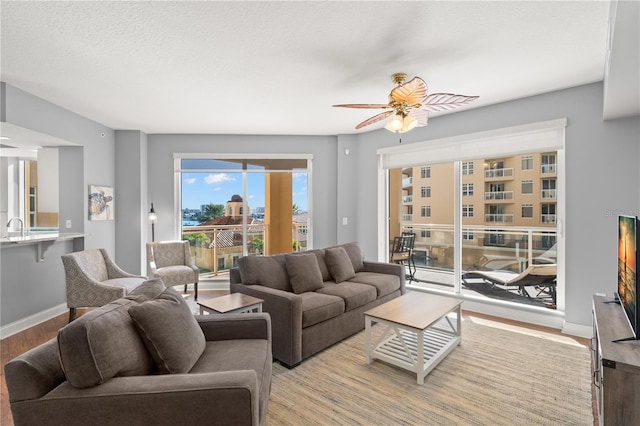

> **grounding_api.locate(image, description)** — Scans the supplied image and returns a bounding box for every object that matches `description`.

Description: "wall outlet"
[342,217,348,225]
[65,220,72,229]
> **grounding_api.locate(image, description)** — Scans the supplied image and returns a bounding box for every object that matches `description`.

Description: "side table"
[197,293,264,315]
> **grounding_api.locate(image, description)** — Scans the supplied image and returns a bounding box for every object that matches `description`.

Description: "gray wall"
[146,134,338,250]
[349,83,640,327]
[1,83,116,326]
[2,81,639,330]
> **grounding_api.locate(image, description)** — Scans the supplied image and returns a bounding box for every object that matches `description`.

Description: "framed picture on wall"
[88,185,114,221]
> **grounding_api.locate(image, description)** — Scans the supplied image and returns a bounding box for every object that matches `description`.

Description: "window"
[462,204,474,217]
[232,256,239,267]
[522,180,533,194]
[462,161,474,175]
[462,230,474,240]
[522,203,533,218]
[462,183,474,196]
[541,203,557,224]
[421,186,431,198]
[542,179,556,199]
[541,153,556,173]
[421,205,431,217]
[521,155,533,170]
[420,166,431,178]
[421,229,431,238]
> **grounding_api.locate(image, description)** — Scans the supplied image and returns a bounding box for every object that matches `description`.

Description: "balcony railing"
[541,164,557,174]
[484,214,514,223]
[402,177,413,186]
[484,168,514,179]
[484,191,514,201]
[182,222,308,277]
[541,214,557,224]
[402,195,413,204]
[541,189,557,199]
[402,214,413,222]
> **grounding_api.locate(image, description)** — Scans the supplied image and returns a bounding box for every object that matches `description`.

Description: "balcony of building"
[484,191,514,201]
[484,213,514,223]
[484,168,514,179]
[402,177,413,187]
[541,189,557,199]
[182,222,308,278]
[541,214,557,224]
[402,195,413,204]
[541,164,557,174]
[401,214,413,222]
[394,223,557,309]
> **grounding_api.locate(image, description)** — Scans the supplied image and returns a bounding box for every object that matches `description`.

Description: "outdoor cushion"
[316,282,377,311]
[238,254,292,291]
[129,286,206,374]
[325,247,356,283]
[57,279,166,388]
[299,292,345,328]
[285,253,324,294]
[350,272,401,297]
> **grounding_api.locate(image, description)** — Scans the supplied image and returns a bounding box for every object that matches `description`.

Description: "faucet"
[6,217,25,237]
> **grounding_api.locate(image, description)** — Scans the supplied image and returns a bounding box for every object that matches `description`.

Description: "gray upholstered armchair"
[147,241,199,299]
[61,248,147,322]
[4,280,272,426]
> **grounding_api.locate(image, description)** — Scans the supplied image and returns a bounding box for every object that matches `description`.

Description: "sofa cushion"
[57,279,166,389]
[299,292,345,328]
[312,250,333,282]
[350,272,401,298]
[285,253,324,294]
[340,242,365,272]
[325,247,356,283]
[238,254,292,292]
[128,286,206,374]
[316,282,377,311]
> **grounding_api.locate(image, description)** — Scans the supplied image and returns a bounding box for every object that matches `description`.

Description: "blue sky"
[182,172,308,213]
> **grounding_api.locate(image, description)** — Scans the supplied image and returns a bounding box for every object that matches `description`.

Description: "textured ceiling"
[0,1,619,136]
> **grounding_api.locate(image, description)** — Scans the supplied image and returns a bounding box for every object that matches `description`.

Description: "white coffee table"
[197,293,263,315]
[364,292,462,385]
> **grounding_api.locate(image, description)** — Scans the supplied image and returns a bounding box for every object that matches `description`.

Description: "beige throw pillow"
[129,286,206,374]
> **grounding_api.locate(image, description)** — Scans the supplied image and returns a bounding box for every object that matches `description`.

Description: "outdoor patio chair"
[462,264,557,306]
[390,234,416,282]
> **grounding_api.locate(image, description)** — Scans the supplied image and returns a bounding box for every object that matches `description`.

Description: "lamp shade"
[384,113,404,132]
[148,203,158,223]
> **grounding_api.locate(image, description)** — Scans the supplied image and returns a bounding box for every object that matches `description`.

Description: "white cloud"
[204,173,235,185]
[184,177,196,184]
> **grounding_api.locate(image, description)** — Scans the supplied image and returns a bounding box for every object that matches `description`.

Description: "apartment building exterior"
[392,152,558,271]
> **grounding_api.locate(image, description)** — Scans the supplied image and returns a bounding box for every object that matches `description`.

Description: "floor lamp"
[148,203,157,242]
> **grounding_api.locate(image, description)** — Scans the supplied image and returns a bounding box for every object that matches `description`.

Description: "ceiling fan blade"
[333,103,391,109]
[355,111,394,129]
[421,93,479,112]
[408,108,430,127]
[389,77,428,105]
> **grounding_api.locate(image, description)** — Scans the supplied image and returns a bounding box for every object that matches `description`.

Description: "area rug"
[266,318,593,425]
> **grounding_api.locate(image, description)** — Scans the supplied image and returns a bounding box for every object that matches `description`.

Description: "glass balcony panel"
[484,168,514,178]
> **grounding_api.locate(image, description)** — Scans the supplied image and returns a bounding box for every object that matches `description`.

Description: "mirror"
[1,123,76,236]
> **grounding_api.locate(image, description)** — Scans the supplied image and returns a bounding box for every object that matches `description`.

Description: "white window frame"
[521,203,534,218]
[420,205,431,217]
[522,180,533,194]
[462,183,474,197]
[377,118,567,326]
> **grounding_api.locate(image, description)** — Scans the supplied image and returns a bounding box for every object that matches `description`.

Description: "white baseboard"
[1,303,68,339]
[562,321,593,339]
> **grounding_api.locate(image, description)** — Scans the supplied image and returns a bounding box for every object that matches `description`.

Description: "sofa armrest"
[196,313,271,342]
[231,283,303,367]
[363,260,406,294]
[11,371,260,426]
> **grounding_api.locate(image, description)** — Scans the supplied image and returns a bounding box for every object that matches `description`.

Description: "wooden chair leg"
[68,308,77,323]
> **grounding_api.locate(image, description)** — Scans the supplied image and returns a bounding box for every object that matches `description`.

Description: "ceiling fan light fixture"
[384,113,404,132]
[401,114,417,133]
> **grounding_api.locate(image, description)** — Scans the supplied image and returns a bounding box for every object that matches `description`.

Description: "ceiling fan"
[333,73,479,133]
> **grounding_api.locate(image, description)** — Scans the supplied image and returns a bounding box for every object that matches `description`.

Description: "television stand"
[592,296,640,425]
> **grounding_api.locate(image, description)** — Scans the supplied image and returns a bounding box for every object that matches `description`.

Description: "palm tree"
[196,203,224,223]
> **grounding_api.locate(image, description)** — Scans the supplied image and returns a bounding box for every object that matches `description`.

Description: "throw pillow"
[325,247,356,283]
[237,255,292,291]
[285,253,324,294]
[340,242,365,272]
[128,286,206,374]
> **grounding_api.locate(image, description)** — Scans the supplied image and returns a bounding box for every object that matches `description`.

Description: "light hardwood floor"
[1,290,595,426]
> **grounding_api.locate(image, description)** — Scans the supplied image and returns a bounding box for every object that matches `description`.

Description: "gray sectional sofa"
[5,279,272,426]
[230,242,405,367]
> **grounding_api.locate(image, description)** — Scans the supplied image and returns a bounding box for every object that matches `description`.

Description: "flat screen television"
[617,215,639,341]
